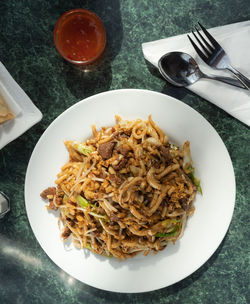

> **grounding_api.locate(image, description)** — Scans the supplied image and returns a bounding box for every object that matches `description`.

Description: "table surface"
[0,1,249,303]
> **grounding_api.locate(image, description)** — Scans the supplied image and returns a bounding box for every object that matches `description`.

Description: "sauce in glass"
[54,9,106,65]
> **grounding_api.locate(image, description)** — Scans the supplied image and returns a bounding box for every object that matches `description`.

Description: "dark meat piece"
[151,158,161,169]
[112,158,128,170]
[48,199,58,210]
[117,145,131,157]
[61,227,71,239]
[40,187,56,199]
[92,230,100,237]
[56,196,63,206]
[111,131,119,139]
[119,132,130,138]
[167,202,174,212]
[159,145,172,162]
[66,218,75,226]
[109,174,123,185]
[179,197,190,210]
[110,212,120,222]
[98,171,107,179]
[98,141,116,160]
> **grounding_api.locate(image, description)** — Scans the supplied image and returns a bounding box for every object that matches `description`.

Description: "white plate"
[0,62,42,149]
[25,89,235,293]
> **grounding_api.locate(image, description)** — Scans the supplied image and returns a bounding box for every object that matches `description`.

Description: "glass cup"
[54,9,106,66]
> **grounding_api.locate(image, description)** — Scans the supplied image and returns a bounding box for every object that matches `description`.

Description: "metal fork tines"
[188,22,250,90]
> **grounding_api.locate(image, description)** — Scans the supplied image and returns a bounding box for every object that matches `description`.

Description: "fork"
[188,22,250,90]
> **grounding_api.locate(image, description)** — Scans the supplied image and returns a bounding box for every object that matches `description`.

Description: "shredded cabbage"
[71,141,93,155]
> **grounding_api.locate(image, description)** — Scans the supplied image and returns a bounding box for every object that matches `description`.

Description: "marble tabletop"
[0,1,249,303]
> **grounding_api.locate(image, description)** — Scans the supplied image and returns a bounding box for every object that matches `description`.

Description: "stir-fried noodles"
[41,115,200,260]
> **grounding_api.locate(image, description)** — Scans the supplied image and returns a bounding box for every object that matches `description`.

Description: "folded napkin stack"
[142,21,250,126]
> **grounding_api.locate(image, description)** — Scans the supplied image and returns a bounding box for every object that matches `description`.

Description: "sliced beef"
[117,144,131,157]
[109,174,123,185]
[110,212,120,222]
[179,197,190,210]
[151,158,161,169]
[40,187,56,199]
[56,196,63,206]
[48,199,58,210]
[112,157,128,171]
[159,145,172,162]
[111,131,119,139]
[92,230,100,237]
[98,141,116,160]
[98,171,107,179]
[61,227,71,239]
[119,132,130,138]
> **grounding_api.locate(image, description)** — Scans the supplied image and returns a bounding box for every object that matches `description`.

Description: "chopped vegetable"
[170,143,178,150]
[162,218,179,226]
[86,243,91,250]
[77,195,93,208]
[152,218,179,230]
[103,216,110,223]
[186,166,202,194]
[89,211,109,221]
[71,141,94,155]
[77,196,109,221]
[103,253,113,258]
[155,224,180,237]
[152,218,180,236]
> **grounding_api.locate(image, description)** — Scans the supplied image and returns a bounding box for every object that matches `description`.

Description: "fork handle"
[227,66,250,90]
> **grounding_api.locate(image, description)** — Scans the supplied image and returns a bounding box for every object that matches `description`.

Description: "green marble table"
[0,1,249,303]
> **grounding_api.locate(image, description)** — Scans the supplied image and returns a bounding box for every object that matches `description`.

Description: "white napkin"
[142,21,250,126]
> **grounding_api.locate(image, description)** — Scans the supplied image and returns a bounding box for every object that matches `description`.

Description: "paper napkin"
[142,21,250,126]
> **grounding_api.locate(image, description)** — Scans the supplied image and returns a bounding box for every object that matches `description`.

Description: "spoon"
[158,51,245,89]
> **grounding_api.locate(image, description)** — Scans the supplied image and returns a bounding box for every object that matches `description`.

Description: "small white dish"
[25,89,235,293]
[0,62,42,149]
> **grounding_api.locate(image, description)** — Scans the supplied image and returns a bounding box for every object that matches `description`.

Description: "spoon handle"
[203,74,246,89]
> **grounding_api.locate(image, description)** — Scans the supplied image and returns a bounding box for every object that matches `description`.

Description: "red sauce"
[54,9,106,65]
